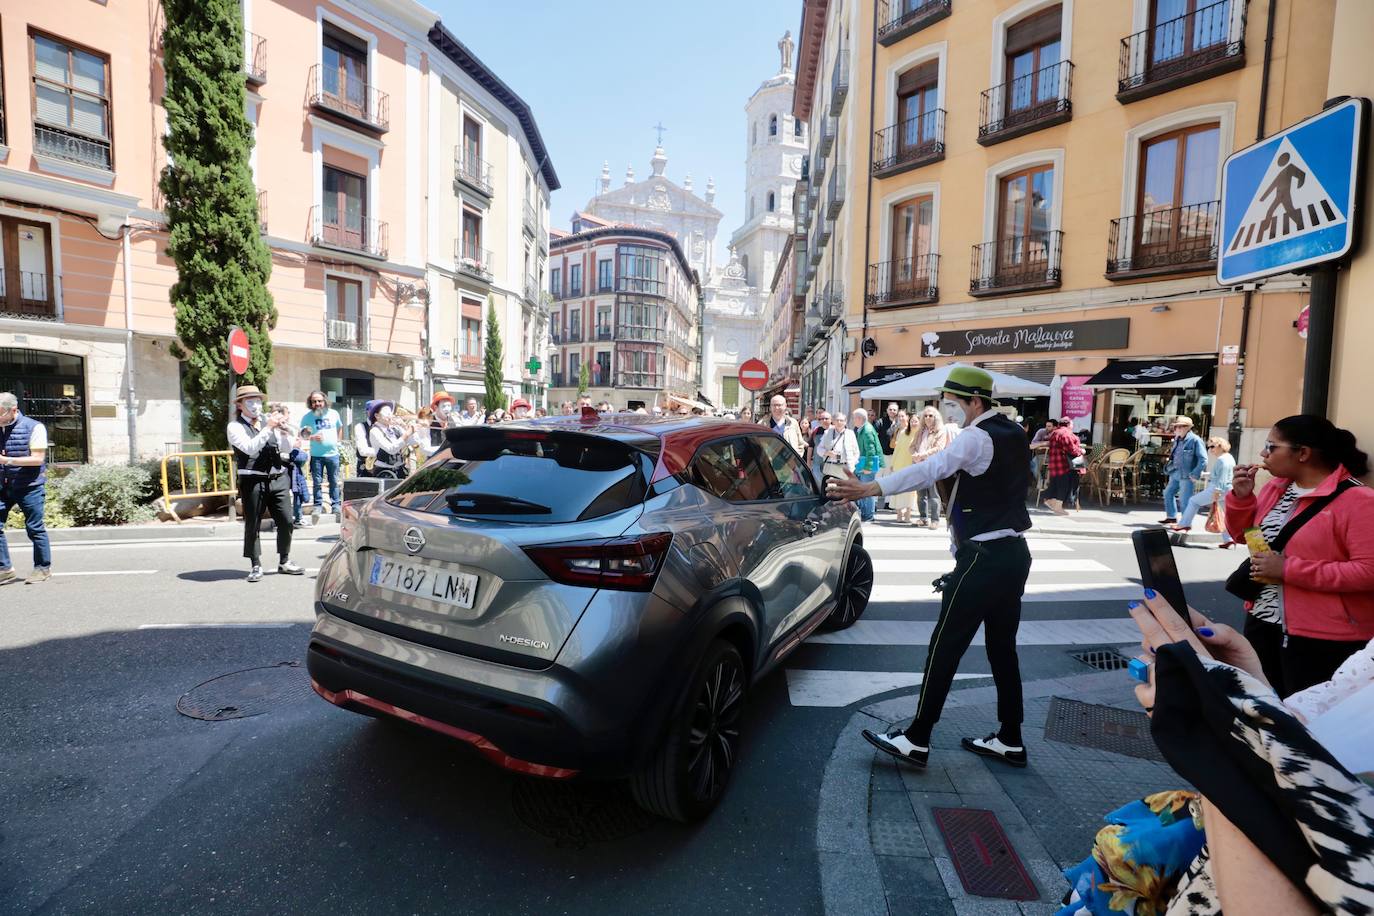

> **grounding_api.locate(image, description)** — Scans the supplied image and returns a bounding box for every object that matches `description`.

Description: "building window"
[793,116,803,138]
[1004,6,1063,116]
[597,258,613,291]
[461,316,481,357]
[0,348,87,463]
[769,114,778,137]
[461,210,482,259]
[568,263,582,297]
[721,376,740,409]
[321,25,369,121]
[891,194,935,291]
[31,32,112,170]
[997,163,1055,276]
[0,33,7,147]
[617,246,664,295]
[596,307,611,339]
[550,266,561,297]
[0,218,57,319]
[1134,122,1221,258]
[568,308,581,341]
[1150,0,1231,67]
[567,351,580,381]
[325,276,365,349]
[897,60,940,153]
[767,192,776,212]
[321,165,366,249]
[594,351,610,386]
[751,121,758,146]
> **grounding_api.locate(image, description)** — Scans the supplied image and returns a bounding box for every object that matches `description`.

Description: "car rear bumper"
[307,605,658,777]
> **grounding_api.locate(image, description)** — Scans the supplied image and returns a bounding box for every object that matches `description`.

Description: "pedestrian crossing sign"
[1218,97,1368,285]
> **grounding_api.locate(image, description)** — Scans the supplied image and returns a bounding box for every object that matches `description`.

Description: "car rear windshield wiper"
[443,491,553,514]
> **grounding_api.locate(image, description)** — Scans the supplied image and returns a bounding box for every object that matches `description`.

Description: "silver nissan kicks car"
[307,413,871,821]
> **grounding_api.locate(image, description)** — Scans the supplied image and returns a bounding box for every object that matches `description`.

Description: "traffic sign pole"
[1301,264,1339,416]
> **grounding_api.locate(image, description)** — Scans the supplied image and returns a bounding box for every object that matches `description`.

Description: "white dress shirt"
[878,409,1023,542]
[353,422,377,458]
[370,423,408,465]
[226,414,278,477]
[819,427,860,471]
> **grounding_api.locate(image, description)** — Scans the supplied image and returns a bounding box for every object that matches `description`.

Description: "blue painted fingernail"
[1127,601,1141,610]
[1198,627,1215,637]
[1144,588,1157,599]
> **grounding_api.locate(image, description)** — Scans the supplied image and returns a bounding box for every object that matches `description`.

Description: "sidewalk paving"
[832,672,1181,915]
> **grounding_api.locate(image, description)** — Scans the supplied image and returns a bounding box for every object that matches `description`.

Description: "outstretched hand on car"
[825,466,879,503]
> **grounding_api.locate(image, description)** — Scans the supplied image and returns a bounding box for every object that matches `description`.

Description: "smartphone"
[1131,528,1193,631]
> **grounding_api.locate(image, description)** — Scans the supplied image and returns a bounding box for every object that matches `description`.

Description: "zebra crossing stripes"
[807,618,1142,647]
[873,558,1109,575]
[870,581,1142,604]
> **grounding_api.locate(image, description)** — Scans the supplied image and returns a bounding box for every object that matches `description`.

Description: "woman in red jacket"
[1226,415,1374,695]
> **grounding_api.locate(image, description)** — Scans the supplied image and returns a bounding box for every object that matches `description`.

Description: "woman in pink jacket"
[1226,415,1374,695]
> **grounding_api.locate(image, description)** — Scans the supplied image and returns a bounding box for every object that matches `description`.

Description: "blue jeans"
[1179,485,1232,542]
[857,466,878,522]
[0,483,52,569]
[310,455,341,511]
[1163,472,1195,520]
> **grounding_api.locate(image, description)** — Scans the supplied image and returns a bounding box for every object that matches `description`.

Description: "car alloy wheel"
[686,651,745,804]
[825,543,873,630]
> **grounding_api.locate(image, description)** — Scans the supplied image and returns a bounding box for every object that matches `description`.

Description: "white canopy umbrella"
[859,362,1052,400]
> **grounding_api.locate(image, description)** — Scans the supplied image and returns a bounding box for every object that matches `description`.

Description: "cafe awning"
[845,366,931,389]
[1083,358,1216,389]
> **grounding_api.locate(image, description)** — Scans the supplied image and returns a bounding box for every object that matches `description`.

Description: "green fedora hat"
[938,365,998,403]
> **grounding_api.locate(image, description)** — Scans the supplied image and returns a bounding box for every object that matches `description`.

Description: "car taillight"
[524,532,673,592]
[339,500,362,548]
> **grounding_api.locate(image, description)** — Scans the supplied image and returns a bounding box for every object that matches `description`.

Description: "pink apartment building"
[0,0,555,463]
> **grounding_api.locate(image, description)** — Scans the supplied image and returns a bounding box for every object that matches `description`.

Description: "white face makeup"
[940,399,966,427]
[242,399,263,417]
[435,402,452,417]
[378,406,393,421]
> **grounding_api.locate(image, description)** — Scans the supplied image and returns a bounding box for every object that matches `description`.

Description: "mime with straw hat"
[226,384,305,583]
[827,366,1034,771]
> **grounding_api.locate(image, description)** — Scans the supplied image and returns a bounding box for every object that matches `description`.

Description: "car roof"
[508,413,784,481]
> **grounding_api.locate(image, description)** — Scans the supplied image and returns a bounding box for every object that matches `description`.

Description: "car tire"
[630,638,746,823]
[822,542,873,631]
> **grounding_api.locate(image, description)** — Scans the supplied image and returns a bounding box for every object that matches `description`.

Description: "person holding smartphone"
[1224,415,1374,695]
[828,367,1033,770]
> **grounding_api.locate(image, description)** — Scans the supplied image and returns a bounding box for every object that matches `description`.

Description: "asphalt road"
[0,520,1241,915]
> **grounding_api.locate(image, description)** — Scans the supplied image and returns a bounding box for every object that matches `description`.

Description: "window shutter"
[896,60,939,96]
[34,84,69,127]
[33,37,68,83]
[1006,6,1063,55]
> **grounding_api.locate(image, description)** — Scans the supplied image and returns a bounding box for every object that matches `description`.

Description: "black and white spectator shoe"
[960,734,1028,767]
[862,728,929,768]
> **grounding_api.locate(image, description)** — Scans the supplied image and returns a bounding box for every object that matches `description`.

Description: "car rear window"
[386,429,651,523]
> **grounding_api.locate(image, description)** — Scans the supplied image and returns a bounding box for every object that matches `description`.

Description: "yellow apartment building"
[789,0,1341,459]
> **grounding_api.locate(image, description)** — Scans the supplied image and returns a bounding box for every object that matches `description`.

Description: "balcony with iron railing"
[826,165,846,219]
[522,201,537,237]
[455,240,494,282]
[876,0,952,46]
[523,274,539,304]
[1107,201,1219,279]
[325,315,367,351]
[970,230,1063,296]
[615,277,666,296]
[245,32,267,84]
[791,339,808,362]
[460,352,482,371]
[823,283,844,324]
[596,325,613,341]
[872,109,946,178]
[550,328,562,344]
[256,190,268,235]
[548,372,565,388]
[807,314,823,341]
[615,371,664,390]
[817,115,836,158]
[978,60,1073,146]
[0,269,61,321]
[307,63,389,133]
[309,206,388,259]
[1118,0,1245,103]
[454,149,493,198]
[818,217,833,246]
[829,50,850,116]
[33,123,111,172]
[795,184,810,237]
[565,326,583,342]
[866,255,939,307]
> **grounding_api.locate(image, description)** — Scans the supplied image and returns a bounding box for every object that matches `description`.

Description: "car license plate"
[370,555,478,609]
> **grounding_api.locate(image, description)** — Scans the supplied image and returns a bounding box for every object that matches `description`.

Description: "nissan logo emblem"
[402,527,425,554]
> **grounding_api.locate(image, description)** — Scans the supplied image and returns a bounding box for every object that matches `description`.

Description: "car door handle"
[802,520,819,536]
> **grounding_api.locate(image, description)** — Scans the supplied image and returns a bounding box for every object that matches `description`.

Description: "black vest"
[950,413,1032,541]
[231,417,283,477]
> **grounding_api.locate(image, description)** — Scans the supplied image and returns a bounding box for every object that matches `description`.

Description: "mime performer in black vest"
[226,385,305,583]
[827,366,1034,769]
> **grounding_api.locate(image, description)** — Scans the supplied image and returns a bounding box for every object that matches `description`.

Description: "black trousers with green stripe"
[904,536,1033,745]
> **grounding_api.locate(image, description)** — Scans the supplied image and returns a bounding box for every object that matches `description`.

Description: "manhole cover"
[176,662,311,721]
[1043,696,1166,762]
[1069,647,1132,671]
[932,807,1037,900]
[511,778,656,848]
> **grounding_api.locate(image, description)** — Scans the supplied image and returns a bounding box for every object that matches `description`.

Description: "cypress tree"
[483,299,506,412]
[577,361,589,396]
[161,0,276,450]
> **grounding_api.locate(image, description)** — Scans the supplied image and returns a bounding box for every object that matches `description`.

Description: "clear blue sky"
[429,0,799,261]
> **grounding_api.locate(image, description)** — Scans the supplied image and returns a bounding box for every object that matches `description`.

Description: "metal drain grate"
[1069,647,1133,671]
[1043,696,1166,762]
[932,808,1038,900]
[511,778,657,848]
[176,662,311,721]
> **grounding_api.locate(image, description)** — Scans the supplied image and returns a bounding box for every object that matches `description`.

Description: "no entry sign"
[227,327,251,375]
[739,358,769,392]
